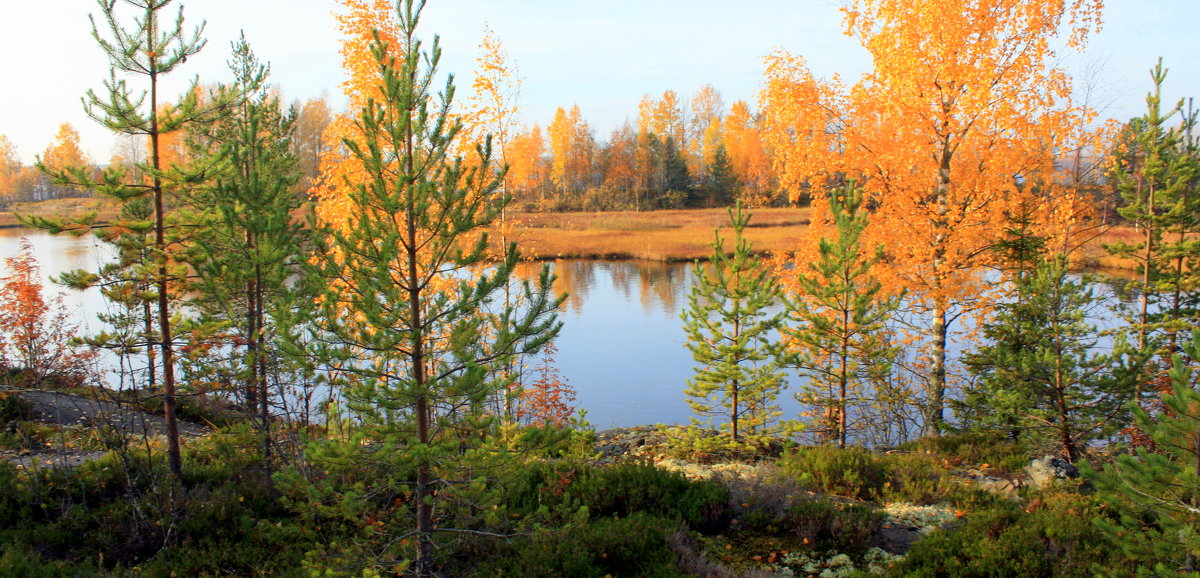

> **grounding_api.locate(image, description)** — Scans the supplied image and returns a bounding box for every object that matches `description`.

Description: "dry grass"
[505,207,811,261]
[4,199,1154,270]
[1075,225,1143,271]
[0,198,119,228]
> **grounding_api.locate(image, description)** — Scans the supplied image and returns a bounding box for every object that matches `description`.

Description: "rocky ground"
[0,386,211,469]
[593,425,1083,560]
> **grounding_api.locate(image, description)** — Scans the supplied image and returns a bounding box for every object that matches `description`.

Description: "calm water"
[0,229,1130,430]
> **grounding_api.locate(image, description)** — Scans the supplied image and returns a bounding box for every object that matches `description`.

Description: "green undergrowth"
[0,421,1165,576]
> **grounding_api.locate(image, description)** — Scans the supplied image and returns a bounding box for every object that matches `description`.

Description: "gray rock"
[977,477,1021,498]
[1025,455,1080,489]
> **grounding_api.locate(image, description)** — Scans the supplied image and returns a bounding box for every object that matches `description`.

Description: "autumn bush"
[0,240,93,388]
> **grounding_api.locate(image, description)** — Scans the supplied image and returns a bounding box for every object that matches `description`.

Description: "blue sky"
[2,0,1197,164]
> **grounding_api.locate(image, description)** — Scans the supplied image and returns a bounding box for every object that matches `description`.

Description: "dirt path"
[2,388,212,469]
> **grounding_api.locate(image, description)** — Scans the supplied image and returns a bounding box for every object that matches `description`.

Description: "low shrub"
[898,431,1029,473]
[473,513,686,577]
[876,451,966,505]
[503,459,728,530]
[662,425,787,463]
[778,445,888,501]
[895,491,1121,577]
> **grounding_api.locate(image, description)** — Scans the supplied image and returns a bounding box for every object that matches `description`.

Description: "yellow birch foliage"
[507,124,546,198]
[458,25,521,164]
[547,104,590,196]
[762,0,1102,432]
[688,84,725,179]
[41,123,90,175]
[723,101,774,206]
[0,136,21,203]
[313,0,404,231]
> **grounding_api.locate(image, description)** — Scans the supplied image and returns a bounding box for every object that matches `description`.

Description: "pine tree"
[307,2,561,574]
[27,0,230,478]
[785,181,899,447]
[1087,331,1200,575]
[1104,60,1200,355]
[681,202,786,443]
[967,256,1144,461]
[184,36,306,461]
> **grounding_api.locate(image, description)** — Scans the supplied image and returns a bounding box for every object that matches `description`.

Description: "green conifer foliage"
[27,0,229,478]
[307,2,561,574]
[184,36,306,461]
[1104,60,1200,355]
[968,256,1144,461]
[705,143,738,207]
[1088,331,1200,576]
[785,181,899,447]
[681,202,787,443]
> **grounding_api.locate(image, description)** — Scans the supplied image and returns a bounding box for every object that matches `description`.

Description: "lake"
[0,228,1132,432]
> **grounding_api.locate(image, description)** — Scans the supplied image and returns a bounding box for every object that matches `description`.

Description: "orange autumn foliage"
[507,124,547,201]
[762,0,1102,433]
[517,341,576,426]
[723,101,775,206]
[0,240,93,386]
[311,0,405,231]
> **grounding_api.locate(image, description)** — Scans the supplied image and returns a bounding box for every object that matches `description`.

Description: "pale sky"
[2,0,1197,165]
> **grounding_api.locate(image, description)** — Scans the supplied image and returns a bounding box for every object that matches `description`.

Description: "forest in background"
[1,0,1200,575]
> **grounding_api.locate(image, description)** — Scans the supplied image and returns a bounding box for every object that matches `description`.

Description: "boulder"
[1025,455,1080,489]
[977,476,1021,498]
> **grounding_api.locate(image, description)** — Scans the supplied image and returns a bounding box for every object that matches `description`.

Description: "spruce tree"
[681,202,786,443]
[663,135,691,206]
[705,142,738,207]
[785,181,899,447]
[959,201,1048,439]
[1087,331,1200,575]
[307,2,561,574]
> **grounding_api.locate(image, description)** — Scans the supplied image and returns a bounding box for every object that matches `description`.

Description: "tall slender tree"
[185,36,305,461]
[783,181,899,447]
[29,0,228,477]
[1104,60,1200,356]
[308,1,561,573]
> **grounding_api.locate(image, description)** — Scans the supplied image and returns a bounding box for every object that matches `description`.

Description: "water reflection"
[550,260,691,316]
[0,230,1141,431]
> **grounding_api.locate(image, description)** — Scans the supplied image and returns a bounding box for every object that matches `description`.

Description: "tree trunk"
[148,10,182,479]
[839,303,850,448]
[926,304,947,437]
[924,131,953,438]
[1139,185,1154,352]
[144,298,156,390]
